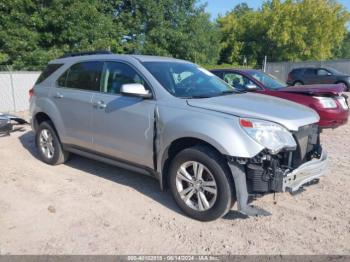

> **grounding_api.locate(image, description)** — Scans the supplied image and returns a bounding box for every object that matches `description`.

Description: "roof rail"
[59,50,113,58]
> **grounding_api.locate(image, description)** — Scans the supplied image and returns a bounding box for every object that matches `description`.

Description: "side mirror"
[245,84,258,91]
[327,72,332,76]
[120,83,152,99]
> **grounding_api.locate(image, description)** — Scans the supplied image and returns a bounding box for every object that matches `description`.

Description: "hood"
[187,93,319,131]
[279,84,345,96]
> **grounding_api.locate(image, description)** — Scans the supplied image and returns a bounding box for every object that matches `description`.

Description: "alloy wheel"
[175,161,217,211]
[39,129,55,159]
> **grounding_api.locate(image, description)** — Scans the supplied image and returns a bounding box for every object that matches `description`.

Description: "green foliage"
[0,0,220,70]
[218,0,350,64]
[115,0,220,64]
[334,32,350,58]
[0,0,126,69]
[0,0,349,70]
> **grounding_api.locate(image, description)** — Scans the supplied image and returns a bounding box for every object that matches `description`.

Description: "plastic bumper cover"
[282,149,328,193]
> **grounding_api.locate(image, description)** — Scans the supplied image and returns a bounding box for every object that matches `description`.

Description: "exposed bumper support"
[228,163,271,217]
[283,149,328,193]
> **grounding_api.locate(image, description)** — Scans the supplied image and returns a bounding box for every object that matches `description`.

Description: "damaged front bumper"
[0,116,12,135]
[0,113,28,136]
[282,149,328,193]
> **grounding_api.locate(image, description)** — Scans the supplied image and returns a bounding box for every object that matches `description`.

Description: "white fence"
[0,71,40,112]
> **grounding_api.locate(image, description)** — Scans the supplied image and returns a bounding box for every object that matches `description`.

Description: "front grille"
[292,124,319,167]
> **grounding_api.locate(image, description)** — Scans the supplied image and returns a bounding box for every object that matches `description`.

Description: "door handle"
[93,100,106,109]
[54,92,63,99]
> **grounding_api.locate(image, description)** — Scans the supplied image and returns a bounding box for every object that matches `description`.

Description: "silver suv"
[30,52,328,221]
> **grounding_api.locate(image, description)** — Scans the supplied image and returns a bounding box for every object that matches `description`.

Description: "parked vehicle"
[211,69,349,129]
[30,52,328,221]
[287,67,350,91]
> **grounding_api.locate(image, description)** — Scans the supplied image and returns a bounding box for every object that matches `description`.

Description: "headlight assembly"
[240,118,297,154]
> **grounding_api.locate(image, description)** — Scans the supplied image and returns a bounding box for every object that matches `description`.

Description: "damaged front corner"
[228,162,271,217]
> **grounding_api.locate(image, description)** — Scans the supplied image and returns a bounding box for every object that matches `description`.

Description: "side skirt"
[64,145,158,178]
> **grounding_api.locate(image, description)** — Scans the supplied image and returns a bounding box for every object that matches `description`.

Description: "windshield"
[143,61,236,98]
[248,71,287,90]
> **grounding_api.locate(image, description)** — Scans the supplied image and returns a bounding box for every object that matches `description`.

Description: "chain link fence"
[0,66,40,112]
[266,59,350,82]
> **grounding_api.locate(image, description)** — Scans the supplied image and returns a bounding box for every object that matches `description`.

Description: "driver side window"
[101,62,149,94]
[317,69,331,76]
[223,73,255,90]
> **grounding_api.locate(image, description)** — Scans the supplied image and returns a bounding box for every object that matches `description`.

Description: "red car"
[211,69,349,128]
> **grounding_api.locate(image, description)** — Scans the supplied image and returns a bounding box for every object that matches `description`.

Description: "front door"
[315,68,336,84]
[91,61,156,168]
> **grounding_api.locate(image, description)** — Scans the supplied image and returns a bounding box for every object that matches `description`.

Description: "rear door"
[303,68,317,84]
[51,61,103,148]
[91,61,156,168]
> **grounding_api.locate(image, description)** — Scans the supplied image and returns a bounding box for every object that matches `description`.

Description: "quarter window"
[36,63,63,84]
[101,62,148,94]
[57,61,103,91]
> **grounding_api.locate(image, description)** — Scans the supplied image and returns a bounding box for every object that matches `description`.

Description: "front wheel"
[169,145,235,221]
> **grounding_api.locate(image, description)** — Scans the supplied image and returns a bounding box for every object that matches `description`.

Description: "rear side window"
[304,69,316,76]
[36,64,63,84]
[57,61,103,91]
[290,69,301,75]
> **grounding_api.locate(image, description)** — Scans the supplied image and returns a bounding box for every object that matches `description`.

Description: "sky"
[200,0,350,20]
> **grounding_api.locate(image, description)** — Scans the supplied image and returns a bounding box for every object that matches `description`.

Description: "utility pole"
[263,56,267,72]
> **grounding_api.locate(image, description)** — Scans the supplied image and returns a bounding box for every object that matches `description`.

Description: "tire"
[169,145,235,221]
[35,121,69,165]
[335,82,349,92]
[293,81,303,86]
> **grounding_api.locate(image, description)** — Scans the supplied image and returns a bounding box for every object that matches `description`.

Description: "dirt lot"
[0,115,349,255]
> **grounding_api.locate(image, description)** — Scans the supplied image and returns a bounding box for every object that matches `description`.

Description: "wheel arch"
[32,111,63,142]
[159,137,229,191]
[33,112,52,131]
[335,81,349,90]
[293,80,304,85]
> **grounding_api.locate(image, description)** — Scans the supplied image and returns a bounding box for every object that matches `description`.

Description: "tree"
[0,0,126,70]
[115,0,220,64]
[218,0,350,64]
[0,0,220,69]
[334,32,350,59]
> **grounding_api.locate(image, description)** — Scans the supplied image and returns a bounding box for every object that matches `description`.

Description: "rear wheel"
[293,81,303,86]
[169,145,235,221]
[35,121,69,165]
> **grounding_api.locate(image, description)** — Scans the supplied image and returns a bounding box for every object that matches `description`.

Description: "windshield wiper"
[220,89,246,95]
[183,95,212,99]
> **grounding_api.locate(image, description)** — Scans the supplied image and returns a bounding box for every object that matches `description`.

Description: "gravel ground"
[0,114,349,255]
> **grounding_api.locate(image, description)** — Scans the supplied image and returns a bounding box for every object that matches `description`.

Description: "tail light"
[29,87,34,100]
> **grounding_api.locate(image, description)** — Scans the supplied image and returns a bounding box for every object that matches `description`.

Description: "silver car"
[30,52,328,221]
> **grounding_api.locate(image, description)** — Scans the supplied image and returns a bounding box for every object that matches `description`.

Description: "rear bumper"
[282,149,328,193]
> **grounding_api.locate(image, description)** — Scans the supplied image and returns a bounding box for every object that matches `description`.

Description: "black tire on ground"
[293,81,304,86]
[35,121,69,165]
[169,145,236,221]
